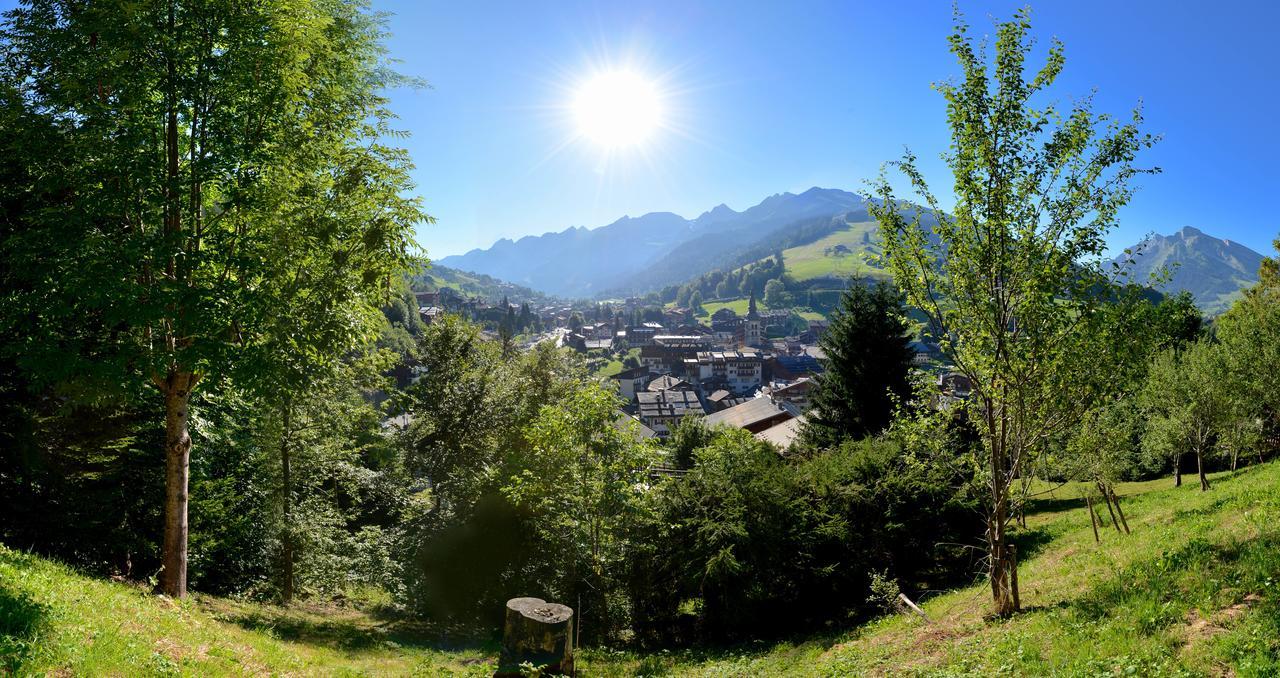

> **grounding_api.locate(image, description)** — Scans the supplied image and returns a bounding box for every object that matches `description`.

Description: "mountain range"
[438,188,1267,313]
[1114,226,1265,314]
[438,188,865,297]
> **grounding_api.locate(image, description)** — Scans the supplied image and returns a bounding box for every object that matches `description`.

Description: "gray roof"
[637,390,705,418]
[703,397,792,429]
[647,375,693,392]
[610,366,650,380]
[614,411,657,440]
[754,416,806,450]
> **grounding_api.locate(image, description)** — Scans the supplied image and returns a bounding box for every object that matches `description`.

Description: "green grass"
[591,347,639,377]
[5,463,1280,675]
[697,298,822,321]
[776,220,889,283]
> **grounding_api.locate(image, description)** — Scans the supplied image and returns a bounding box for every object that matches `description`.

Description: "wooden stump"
[496,597,574,676]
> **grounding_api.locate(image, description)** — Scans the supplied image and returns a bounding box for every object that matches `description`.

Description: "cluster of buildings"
[610,295,823,451]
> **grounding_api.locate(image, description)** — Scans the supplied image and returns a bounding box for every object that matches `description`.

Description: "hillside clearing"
[775,220,886,283]
[3,463,1279,676]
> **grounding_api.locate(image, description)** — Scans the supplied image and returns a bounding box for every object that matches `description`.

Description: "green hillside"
[6,462,1278,676]
[412,264,552,304]
[777,220,888,282]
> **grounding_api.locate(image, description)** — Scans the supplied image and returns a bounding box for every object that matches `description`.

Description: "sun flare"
[573,70,663,148]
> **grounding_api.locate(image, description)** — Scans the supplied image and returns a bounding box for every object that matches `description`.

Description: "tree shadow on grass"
[1023,495,1085,519]
[209,602,497,656]
[1009,525,1056,562]
[0,584,49,674]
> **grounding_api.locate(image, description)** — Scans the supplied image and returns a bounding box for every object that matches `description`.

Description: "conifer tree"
[803,281,914,447]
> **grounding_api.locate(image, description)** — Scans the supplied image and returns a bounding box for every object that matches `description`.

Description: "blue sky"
[375,0,1278,259]
[2,1,1274,258]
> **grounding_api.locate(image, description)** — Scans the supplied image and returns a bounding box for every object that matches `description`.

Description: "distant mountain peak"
[1117,226,1263,314]
[436,187,864,297]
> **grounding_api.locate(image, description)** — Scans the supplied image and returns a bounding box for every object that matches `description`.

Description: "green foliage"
[762,278,789,308]
[399,317,655,639]
[1140,340,1236,489]
[628,430,980,645]
[870,7,1158,613]
[804,280,915,447]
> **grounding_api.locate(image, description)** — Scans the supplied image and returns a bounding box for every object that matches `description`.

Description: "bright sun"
[573,71,663,148]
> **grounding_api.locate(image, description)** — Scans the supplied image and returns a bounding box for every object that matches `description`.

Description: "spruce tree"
[804,280,914,447]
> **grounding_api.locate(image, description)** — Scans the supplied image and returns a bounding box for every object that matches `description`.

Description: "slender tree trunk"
[158,1,190,599]
[160,371,196,597]
[1110,488,1131,534]
[1099,483,1121,533]
[1197,447,1210,491]
[281,402,295,605]
[1085,494,1100,543]
[1174,453,1182,487]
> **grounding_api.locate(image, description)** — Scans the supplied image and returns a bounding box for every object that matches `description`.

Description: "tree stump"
[496,597,574,676]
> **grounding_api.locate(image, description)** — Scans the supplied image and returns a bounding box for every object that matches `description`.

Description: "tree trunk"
[280,402,295,605]
[160,371,196,598]
[1099,484,1122,533]
[1110,488,1131,534]
[1197,448,1210,491]
[1085,494,1100,543]
[988,521,1018,616]
[1174,454,1182,487]
[498,597,574,676]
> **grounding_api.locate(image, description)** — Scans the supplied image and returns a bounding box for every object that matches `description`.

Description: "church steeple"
[741,291,763,349]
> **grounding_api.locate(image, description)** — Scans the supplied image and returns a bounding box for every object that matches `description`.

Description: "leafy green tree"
[503,381,656,640]
[870,9,1157,614]
[763,278,790,308]
[1217,264,1280,459]
[1259,234,1280,290]
[1150,291,1204,351]
[668,414,714,469]
[688,290,704,314]
[0,0,423,596]
[1140,341,1231,491]
[804,281,914,447]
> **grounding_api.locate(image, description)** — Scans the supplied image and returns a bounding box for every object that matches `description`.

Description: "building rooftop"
[754,415,806,450]
[704,397,792,430]
[613,411,657,440]
[647,375,693,392]
[610,366,650,380]
[637,390,705,418]
[692,349,763,363]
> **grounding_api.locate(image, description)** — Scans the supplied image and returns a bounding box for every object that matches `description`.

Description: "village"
[410,285,970,452]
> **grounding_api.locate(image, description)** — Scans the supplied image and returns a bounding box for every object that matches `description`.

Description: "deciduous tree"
[0,0,423,597]
[870,9,1157,615]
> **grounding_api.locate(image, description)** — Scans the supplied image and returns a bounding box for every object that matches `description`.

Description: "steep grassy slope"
[777,220,886,282]
[0,548,495,676]
[4,463,1279,676]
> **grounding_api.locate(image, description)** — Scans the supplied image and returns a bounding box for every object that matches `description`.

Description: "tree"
[1141,341,1231,491]
[0,0,423,597]
[763,278,790,308]
[870,9,1157,615]
[1150,291,1204,351]
[503,382,656,640]
[688,290,704,314]
[803,281,915,447]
